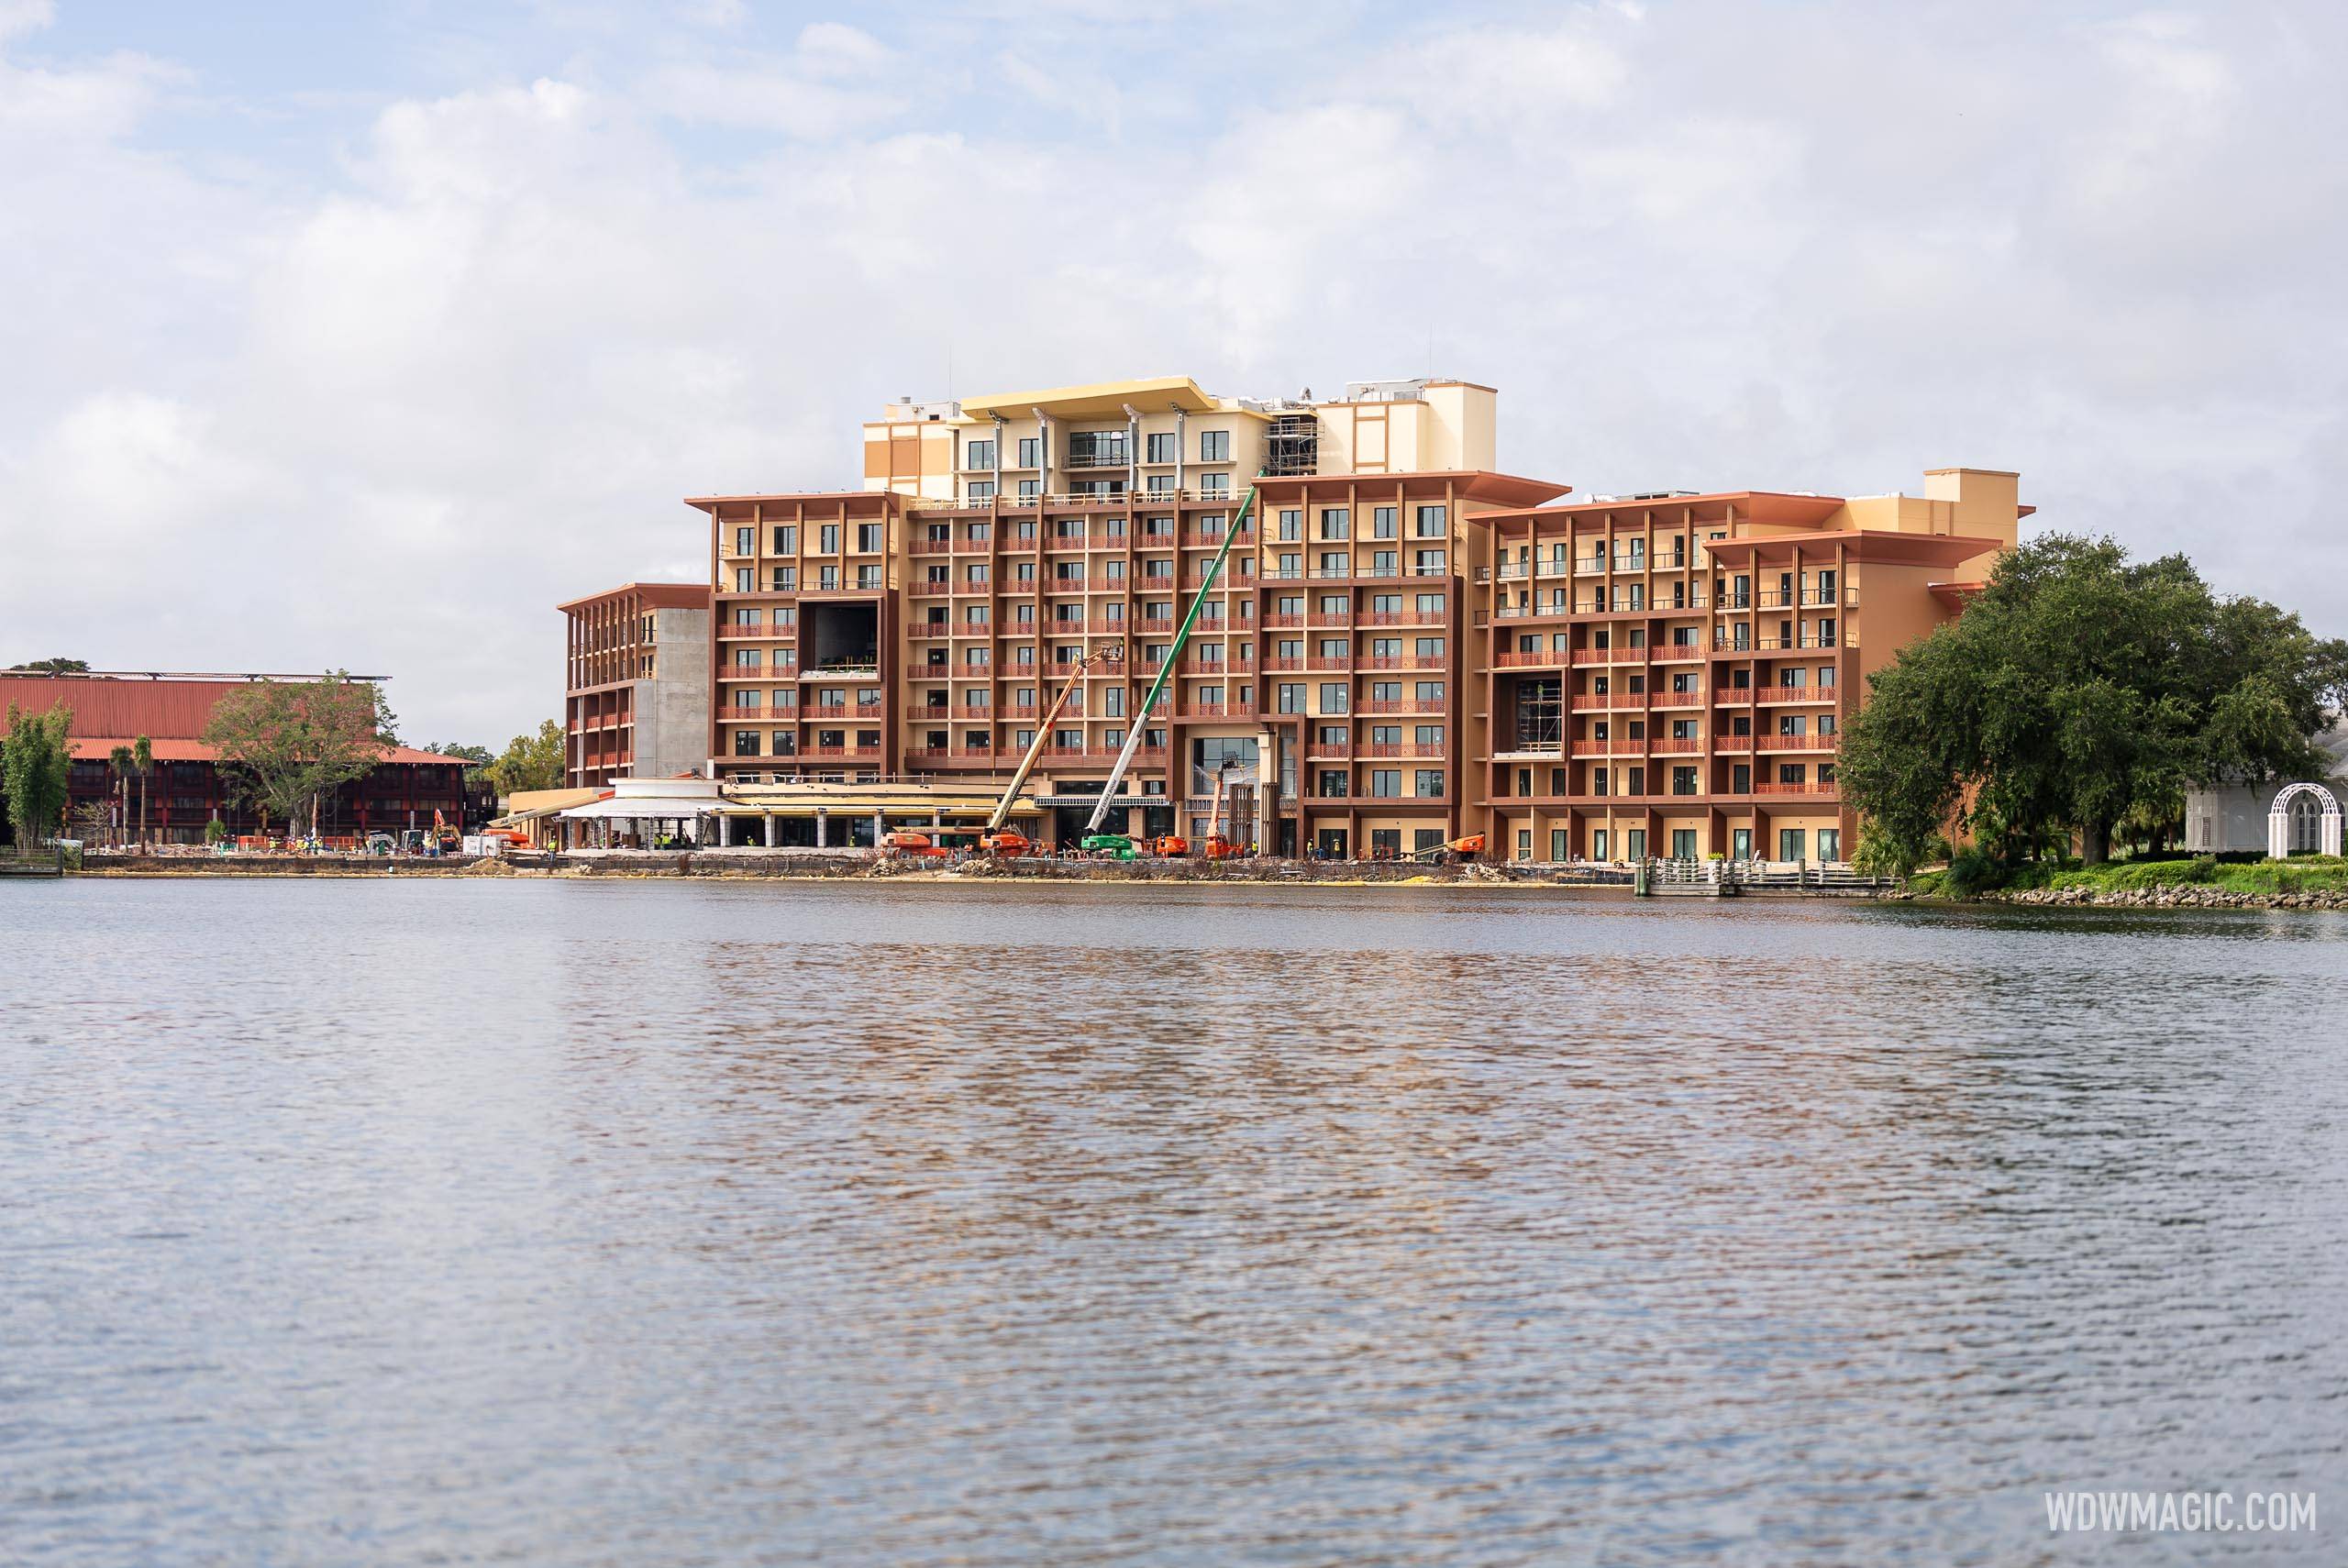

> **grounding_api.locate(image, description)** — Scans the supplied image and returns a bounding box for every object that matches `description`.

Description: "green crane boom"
[1084,475,1264,833]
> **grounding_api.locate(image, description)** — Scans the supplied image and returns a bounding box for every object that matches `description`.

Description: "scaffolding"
[1266,413,1318,477]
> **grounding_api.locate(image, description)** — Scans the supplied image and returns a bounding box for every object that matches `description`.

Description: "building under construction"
[559,373,2029,863]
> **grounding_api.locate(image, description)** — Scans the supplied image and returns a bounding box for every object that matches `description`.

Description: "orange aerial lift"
[980,640,1125,856]
[1200,759,1247,859]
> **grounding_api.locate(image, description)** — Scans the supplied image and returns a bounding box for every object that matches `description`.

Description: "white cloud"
[3,1,2345,745]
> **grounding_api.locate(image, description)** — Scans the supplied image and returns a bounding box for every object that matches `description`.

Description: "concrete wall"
[637,605,712,779]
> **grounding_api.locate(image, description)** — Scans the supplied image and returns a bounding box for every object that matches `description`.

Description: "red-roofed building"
[0,671,473,844]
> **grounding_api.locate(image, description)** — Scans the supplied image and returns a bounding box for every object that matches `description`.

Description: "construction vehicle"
[980,641,1125,853]
[1080,833,1137,861]
[1201,759,1248,860]
[882,829,980,860]
[1085,473,1265,835]
[1408,832,1487,865]
[1150,834,1190,857]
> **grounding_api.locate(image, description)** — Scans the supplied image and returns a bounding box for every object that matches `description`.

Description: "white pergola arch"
[2267,780,2342,859]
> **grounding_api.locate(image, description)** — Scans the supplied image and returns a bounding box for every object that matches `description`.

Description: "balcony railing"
[1496,649,1566,668]
[1571,691,1645,710]
[1360,744,1445,758]
[1359,700,1444,714]
[1752,780,1833,795]
[1758,733,1841,752]
[719,622,793,638]
[1753,685,1838,703]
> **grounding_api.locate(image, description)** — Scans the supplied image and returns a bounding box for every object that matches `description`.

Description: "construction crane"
[1084,473,1265,834]
[982,639,1124,853]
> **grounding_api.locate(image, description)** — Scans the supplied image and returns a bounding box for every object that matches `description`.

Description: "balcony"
[1359,610,1445,625]
[1264,613,1304,628]
[1362,656,1443,670]
[1649,738,1702,754]
[1181,702,1229,718]
[1359,700,1444,715]
[1497,649,1567,668]
[1494,602,1571,620]
[1758,733,1841,752]
[805,745,883,759]
[907,538,955,556]
[1572,558,1606,576]
[1062,447,1130,470]
[1571,691,1646,710]
[1305,656,1353,671]
[1360,744,1445,758]
[1752,780,1833,795]
[719,622,792,638]
[1754,686,1838,703]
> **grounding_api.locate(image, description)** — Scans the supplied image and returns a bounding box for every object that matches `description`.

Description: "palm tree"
[133,735,153,847]
[108,744,135,848]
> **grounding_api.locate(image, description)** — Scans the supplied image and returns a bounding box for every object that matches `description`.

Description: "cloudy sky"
[3,0,2342,747]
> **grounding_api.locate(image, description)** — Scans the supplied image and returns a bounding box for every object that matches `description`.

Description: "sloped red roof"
[4,676,449,767]
[68,736,459,767]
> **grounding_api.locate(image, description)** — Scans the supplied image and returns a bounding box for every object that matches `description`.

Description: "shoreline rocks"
[1985,883,2348,911]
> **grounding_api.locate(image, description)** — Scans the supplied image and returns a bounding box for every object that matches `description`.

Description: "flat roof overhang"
[956,376,1224,422]
[1701,529,2006,568]
[1253,470,1570,509]
[1471,491,1846,528]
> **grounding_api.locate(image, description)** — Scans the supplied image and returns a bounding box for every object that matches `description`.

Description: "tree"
[109,743,135,848]
[482,720,566,800]
[201,673,400,841]
[423,741,496,792]
[133,734,153,845]
[2,701,74,853]
[7,657,90,674]
[1840,535,2348,869]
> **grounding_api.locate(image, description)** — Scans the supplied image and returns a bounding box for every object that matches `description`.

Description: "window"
[1017,478,1041,499]
[1778,828,1808,861]
[1316,769,1349,798]
[734,526,754,557]
[733,731,760,756]
[1373,506,1397,539]
[1414,681,1445,703]
[1412,548,1446,576]
[966,437,996,469]
[1016,436,1040,468]
[1278,683,1307,713]
[1319,683,1349,713]
[1277,508,1302,542]
[1369,769,1401,798]
[1672,829,1697,860]
[770,567,792,591]
[773,525,796,553]
[733,568,752,591]
[1818,828,1841,860]
[1146,431,1177,463]
[1671,766,1698,796]
[1415,769,1445,797]
[1200,429,1231,462]
[1319,509,1350,541]
[1414,504,1446,538]
[857,524,883,553]
[1146,474,1176,493]
[819,524,840,553]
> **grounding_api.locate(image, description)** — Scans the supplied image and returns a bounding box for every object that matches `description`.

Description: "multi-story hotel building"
[559,582,711,789]
[573,374,2025,859]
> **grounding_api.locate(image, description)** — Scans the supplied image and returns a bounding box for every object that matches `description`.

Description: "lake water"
[4,879,2345,1565]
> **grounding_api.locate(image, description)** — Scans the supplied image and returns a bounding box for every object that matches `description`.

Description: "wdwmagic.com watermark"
[2045,1491,2318,1534]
